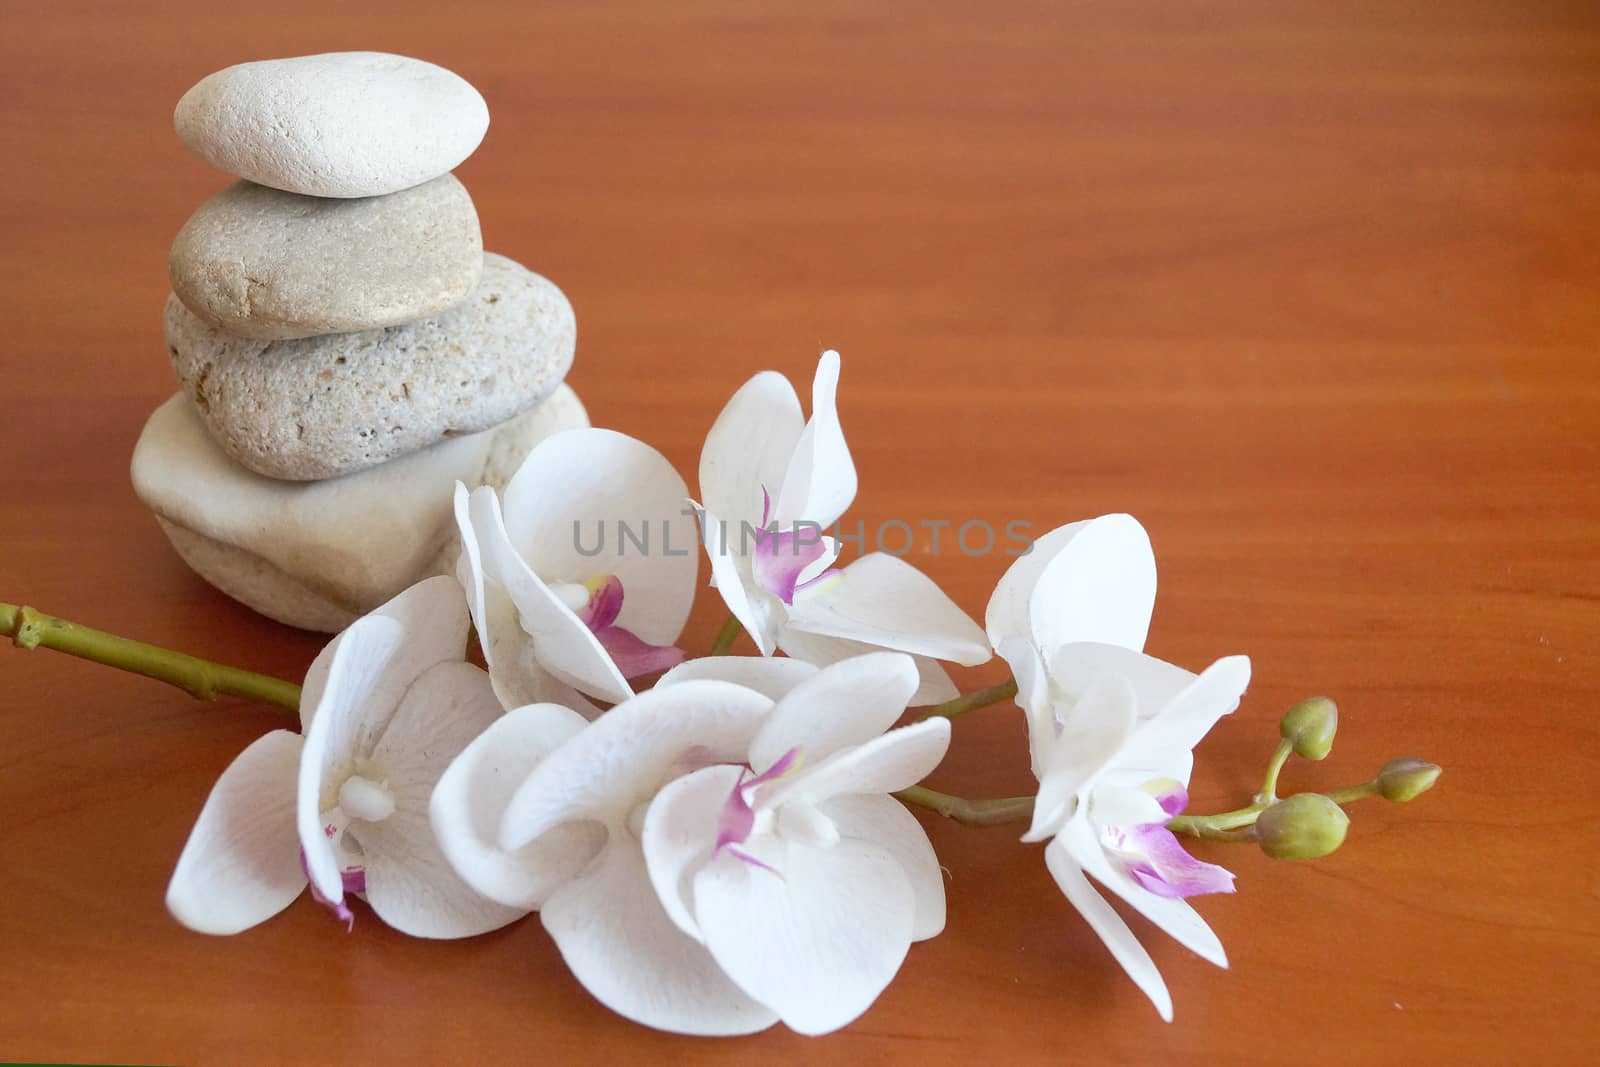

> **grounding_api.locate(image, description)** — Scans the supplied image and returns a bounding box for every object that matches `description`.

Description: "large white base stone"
[132,385,588,632]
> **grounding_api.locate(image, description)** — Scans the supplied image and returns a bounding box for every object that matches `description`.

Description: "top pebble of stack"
[174,51,489,197]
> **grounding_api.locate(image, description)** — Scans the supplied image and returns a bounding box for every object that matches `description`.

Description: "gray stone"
[175,52,489,198]
[169,176,483,340]
[165,253,577,480]
[132,385,590,632]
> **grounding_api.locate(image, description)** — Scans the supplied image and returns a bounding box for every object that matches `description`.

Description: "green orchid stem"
[1255,738,1294,804]
[895,785,1035,828]
[1169,781,1383,837]
[917,678,1019,721]
[1,601,302,712]
[708,614,744,657]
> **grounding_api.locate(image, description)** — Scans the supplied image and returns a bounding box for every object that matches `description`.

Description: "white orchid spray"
[165,576,521,938]
[1,354,1445,1040]
[695,351,991,703]
[454,426,699,713]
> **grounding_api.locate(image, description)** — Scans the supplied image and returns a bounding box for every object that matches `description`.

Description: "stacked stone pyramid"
[131,52,588,632]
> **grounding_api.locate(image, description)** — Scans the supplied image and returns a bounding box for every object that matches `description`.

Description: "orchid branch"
[894,784,1034,827]
[916,678,1019,721]
[0,601,302,711]
[708,614,743,656]
[1254,738,1293,804]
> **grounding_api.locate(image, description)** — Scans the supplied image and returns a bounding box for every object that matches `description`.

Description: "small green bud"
[1279,696,1338,760]
[1375,758,1441,802]
[1255,793,1349,860]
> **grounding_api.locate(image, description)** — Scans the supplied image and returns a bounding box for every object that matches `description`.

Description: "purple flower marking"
[575,574,686,678]
[750,487,837,605]
[713,746,803,877]
[1103,781,1236,900]
[298,847,366,931]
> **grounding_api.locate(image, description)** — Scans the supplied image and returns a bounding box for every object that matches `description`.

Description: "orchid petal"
[980,514,1157,662]
[361,811,529,939]
[457,529,602,715]
[1121,655,1252,768]
[1022,673,1138,844]
[499,680,772,850]
[455,483,603,715]
[1049,641,1197,722]
[656,656,818,701]
[500,429,698,648]
[785,553,990,666]
[1060,815,1227,969]
[1025,514,1157,663]
[430,702,604,910]
[592,624,686,678]
[640,763,746,942]
[542,841,778,1036]
[699,370,804,533]
[758,718,951,810]
[355,661,529,938]
[167,729,305,935]
[823,793,946,941]
[1114,825,1236,899]
[996,635,1054,778]
[696,501,780,656]
[984,519,1095,649]
[1044,836,1173,1022]
[694,835,915,1036]
[465,485,632,703]
[297,614,407,904]
[750,652,919,771]
[770,350,856,529]
[776,628,959,706]
[297,573,470,734]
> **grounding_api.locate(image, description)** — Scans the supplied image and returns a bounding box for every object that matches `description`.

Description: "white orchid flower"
[696,351,989,701]
[429,653,949,1036]
[455,427,699,714]
[986,515,1246,1020]
[166,576,522,939]
[430,677,779,1035]
[642,652,950,1035]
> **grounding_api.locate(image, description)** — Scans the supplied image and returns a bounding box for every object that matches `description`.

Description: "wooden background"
[2,1,1596,1062]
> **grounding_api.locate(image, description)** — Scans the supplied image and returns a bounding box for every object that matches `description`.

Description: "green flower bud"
[1376,758,1441,802]
[1255,793,1349,860]
[1279,696,1338,760]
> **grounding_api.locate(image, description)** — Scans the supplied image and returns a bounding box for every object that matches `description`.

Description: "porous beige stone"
[165,253,577,481]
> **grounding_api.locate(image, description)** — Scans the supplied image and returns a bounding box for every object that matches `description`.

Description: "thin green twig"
[917,678,1019,721]
[2,601,301,711]
[895,784,1034,827]
[708,614,744,657]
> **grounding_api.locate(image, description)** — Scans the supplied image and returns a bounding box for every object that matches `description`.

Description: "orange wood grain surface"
[2,2,1596,1063]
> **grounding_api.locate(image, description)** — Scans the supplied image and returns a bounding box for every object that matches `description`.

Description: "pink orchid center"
[1100,779,1236,900]
[553,574,685,679]
[303,773,394,929]
[713,746,803,876]
[750,486,837,606]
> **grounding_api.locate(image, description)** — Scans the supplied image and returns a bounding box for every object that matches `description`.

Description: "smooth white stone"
[174,52,489,197]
